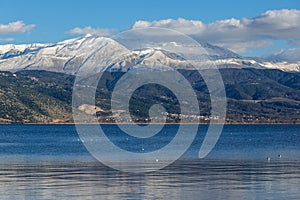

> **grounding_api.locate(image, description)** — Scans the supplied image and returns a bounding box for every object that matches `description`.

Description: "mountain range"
[0,35,299,123]
[0,34,300,74]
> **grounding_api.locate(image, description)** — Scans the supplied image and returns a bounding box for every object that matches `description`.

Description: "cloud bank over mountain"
[1,9,299,56]
[132,9,300,53]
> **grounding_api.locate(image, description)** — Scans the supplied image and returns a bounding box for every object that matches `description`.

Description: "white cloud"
[133,18,205,35]
[132,9,300,53]
[0,37,14,42]
[0,21,35,35]
[220,41,273,53]
[68,26,116,36]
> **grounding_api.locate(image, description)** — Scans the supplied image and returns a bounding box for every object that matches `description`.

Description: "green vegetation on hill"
[0,68,299,123]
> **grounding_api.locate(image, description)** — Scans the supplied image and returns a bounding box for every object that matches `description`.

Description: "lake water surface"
[0,124,299,199]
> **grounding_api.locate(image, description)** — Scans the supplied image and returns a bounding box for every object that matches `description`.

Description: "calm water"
[0,124,299,199]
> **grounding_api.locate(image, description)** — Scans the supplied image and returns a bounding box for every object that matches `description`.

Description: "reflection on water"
[0,124,300,199]
[0,159,300,200]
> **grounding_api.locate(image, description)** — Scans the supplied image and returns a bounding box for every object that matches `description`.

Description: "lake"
[0,124,299,199]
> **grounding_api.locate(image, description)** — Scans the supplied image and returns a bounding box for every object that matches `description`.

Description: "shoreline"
[1,121,299,125]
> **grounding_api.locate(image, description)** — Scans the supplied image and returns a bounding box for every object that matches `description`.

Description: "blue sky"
[0,0,300,56]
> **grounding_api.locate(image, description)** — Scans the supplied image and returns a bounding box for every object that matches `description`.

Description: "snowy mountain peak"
[104,47,193,72]
[83,33,93,38]
[0,35,299,74]
[266,48,300,63]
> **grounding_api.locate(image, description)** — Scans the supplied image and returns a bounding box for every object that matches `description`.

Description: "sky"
[0,0,300,56]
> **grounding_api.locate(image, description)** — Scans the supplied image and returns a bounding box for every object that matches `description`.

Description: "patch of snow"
[0,35,299,73]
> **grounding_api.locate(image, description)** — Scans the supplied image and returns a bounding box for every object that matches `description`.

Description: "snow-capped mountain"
[0,35,128,74]
[0,34,299,74]
[265,48,300,63]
